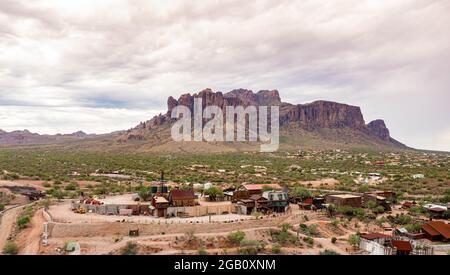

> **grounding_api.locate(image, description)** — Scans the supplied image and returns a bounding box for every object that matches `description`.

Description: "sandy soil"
[0,206,23,251]
[49,200,252,224]
[16,209,45,255]
[296,178,339,188]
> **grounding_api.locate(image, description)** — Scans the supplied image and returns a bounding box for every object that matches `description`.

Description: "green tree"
[320,249,340,255]
[0,203,5,211]
[137,186,151,201]
[121,242,137,255]
[204,186,223,201]
[292,187,311,200]
[227,231,245,245]
[3,241,18,255]
[348,234,360,247]
[271,243,282,254]
[16,215,30,229]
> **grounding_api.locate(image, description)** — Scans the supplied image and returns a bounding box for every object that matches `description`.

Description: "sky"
[0,0,449,151]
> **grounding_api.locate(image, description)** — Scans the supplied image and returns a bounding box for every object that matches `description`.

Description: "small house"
[169,189,197,207]
[325,194,362,208]
[391,240,413,255]
[241,183,282,196]
[421,221,450,242]
[263,191,289,213]
[152,196,169,217]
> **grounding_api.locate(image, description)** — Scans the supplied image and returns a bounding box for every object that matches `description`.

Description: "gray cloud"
[0,0,449,150]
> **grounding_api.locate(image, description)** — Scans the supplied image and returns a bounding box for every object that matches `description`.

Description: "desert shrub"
[137,186,151,201]
[331,237,337,244]
[198,247,207,255]
[271,243,282,254]
[238,240,265,255]
[204,186,223,201]
[373,206,385,214]
[348,234,360,247]
[404,223,422,233]
[320,249,340,255]
[303,236,314,246]
[393,214,413,225]
[270,229,298,245]
[53,180,62,185]
[227,231,245,246]
[330,218,339,227]
[64,182,78,191]
[121,242,137,255]
[298,223,320,237]
[365,200,377,209]
[16,215,30,229]
[3,242,18,255]
[291,187,311,200]
[0,203,4,211]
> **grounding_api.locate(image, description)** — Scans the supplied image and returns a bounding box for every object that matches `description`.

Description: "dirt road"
[19,209,44,255]
[0,206,22,251]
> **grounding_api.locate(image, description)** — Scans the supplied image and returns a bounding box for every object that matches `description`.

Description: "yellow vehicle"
[74,208,86,214]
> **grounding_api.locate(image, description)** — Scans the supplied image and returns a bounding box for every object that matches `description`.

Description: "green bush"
[303,236,314,246]
[238,240,265,255]
[227,231,245,245]
[64,182,78,191]
[121,242,137,255]
[3,242,18,255]
[320,249,340,255]
[198,247,207,255]
[271,243,282,254]
[348,234,360,247]
[16,215,30,229]
[0,203,5,211]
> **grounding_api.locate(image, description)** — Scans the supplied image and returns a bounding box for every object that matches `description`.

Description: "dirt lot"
[296,178,339,188]
[49,200,252,224]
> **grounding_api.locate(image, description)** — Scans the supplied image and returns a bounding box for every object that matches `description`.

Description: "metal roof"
[391,240,413,251]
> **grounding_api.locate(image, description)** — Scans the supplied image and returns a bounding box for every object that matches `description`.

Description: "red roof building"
[421,221,450,242]
[169,189,197,207]
[391,240,413,255]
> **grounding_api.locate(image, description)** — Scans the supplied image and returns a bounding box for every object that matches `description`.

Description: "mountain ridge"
[0,88,407,151]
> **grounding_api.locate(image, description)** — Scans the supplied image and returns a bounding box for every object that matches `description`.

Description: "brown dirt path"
[18,209,44,255]
[0,206,22,251]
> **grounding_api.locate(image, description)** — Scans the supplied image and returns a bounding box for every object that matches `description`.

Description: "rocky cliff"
[123,88,401,148]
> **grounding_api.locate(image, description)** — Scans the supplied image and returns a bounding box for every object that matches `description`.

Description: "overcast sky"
[0,0,449,151]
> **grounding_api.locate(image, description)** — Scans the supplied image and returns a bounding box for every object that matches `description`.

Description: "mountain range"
[0,89,407,152]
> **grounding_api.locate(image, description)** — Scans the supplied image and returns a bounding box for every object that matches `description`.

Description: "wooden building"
[325,194,362,208]
[263,191,289,213]
[421,221,450,242]
[169,189,197,207]
[152,196,169,218]
[391,240,413,255]
[241,183,282,196]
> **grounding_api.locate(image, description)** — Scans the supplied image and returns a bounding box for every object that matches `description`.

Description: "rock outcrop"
[123,88,403,148]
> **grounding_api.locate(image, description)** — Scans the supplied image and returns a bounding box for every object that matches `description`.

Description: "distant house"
[236,195,269,215]
[402,201,417,209]
[423,204,448,219]
[412,174,425,179]
[169,189,197,207]
[152,196,169,217]
[391,240,413,255]
[263,191,289,213]
[241,183,282,196]
[359,233,393,255]
[364,192,393,211]
[298,196,325,210]
[361,233,392,244]
[325,194,362,208]
[421,221,450,242]
[229,190,249,203]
